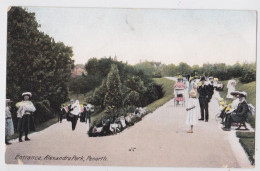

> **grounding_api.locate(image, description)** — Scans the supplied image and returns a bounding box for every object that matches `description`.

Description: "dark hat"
[200,77,205,81]
[230,91,239,96]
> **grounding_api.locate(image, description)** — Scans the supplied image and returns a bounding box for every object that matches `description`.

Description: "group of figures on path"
[5,92,94,145]
[5,92,36,145]
[4,76,250,144]
[173,74,251,133]
[58,99,94,131]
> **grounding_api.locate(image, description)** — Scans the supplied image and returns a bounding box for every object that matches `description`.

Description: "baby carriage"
[174,88,185,107]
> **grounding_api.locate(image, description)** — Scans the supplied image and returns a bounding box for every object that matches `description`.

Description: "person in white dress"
[226,91,240,114]
[186,85,198,133]
[226,77,236,99]
[16,92,36,142]
[5,99,14,145]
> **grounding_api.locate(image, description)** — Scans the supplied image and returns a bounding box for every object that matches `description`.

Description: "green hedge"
[239,138,255,165]
[236,132,255,139]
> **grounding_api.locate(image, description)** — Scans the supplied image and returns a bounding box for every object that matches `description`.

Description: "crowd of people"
[4,75,252,144]
[5,92,36,145]
[58,99,94,131]
[5,92,94,145]
[173,74,251,133]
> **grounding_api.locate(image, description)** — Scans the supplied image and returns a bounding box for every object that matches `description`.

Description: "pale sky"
[26,7,257,66]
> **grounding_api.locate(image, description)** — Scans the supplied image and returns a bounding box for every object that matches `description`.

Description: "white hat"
[208,76,213,79]
[238,91,247,97]
[22,92,32,97]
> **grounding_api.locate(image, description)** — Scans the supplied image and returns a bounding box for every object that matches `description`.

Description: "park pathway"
[5,78,252,168]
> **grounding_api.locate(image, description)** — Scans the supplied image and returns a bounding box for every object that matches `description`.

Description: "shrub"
[34,100,55,125]
[239,138,255,165]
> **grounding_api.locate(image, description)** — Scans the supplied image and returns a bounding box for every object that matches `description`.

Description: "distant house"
[153,62,162,68]
[71,64,86,78]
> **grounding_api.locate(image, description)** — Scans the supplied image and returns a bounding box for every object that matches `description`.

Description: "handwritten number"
[129,147,136,152]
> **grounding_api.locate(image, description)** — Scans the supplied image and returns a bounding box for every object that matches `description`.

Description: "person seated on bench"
[222,91,249,131]
[220,91,240,124]
[226,91,240,114]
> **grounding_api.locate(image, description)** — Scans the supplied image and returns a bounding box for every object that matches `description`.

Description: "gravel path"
[5,78,253,168]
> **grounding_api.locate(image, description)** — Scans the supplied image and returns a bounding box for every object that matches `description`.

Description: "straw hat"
[22,92,32,97]
[238,91,247,98]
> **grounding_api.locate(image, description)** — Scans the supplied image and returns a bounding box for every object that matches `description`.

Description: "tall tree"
[7,7,74,126]
[104,64,123,115]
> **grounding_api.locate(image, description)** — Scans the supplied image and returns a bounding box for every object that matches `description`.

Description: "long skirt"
[186,98,199,126]
[17,115,36,132]
[227,86,235,99]
[5,118,14,136]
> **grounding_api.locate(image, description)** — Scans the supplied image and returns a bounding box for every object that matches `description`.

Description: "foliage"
[89,79,107,108]
[7,7,73,129]
[85,58,164,113]
[219,79,256,107]
[248,115,255,129]
[135,61,158,76]
[104,64,123,115]
[236,132,255,165]
[239,137,255,165]
[236,132,255,139]
[88,78,175,137]
[146,78,175,113]
[135,60,256,83]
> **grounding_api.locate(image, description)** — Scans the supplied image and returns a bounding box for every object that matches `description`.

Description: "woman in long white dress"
[186,86,198,133]
[5,99,14,145]
[226,77,236,99]
[16,92,36,142]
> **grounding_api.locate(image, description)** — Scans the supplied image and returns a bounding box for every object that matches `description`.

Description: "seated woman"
[222,91,249,131]
[226,91,240,114]
[220,91,240,124]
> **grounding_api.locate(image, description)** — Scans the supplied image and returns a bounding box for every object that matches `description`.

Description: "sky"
[26,7,257,66]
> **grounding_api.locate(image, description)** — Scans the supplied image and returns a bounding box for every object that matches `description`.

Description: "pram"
[174,88,185,107]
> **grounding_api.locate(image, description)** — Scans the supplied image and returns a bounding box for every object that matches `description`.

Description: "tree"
[176,62,192,75]
[134,61,157,76]
[7,7,74,126]
[104,64,123,115]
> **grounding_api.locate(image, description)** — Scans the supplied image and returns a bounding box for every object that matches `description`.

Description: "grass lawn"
[236,131,255,165]
[90,77,175,127]
[7,117,59,141]
[146,78,175,113]
[219,78,257,165]
[219,79,256,106]
[218,78,256,129]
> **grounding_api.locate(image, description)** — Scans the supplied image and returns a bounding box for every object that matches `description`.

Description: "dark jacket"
[231,101,249,122]
[66,105,72,121]
[197,84,212,101]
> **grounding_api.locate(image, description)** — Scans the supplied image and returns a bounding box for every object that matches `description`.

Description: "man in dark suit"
[197,77,212,122]
[223,91,249,131]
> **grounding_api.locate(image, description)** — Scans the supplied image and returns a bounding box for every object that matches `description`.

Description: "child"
[186,86,198,133]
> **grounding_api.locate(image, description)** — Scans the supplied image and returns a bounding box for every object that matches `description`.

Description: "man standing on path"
[197,77,212,122]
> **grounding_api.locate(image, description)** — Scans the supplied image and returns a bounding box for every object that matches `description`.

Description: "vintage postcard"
[3,5,258,170]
